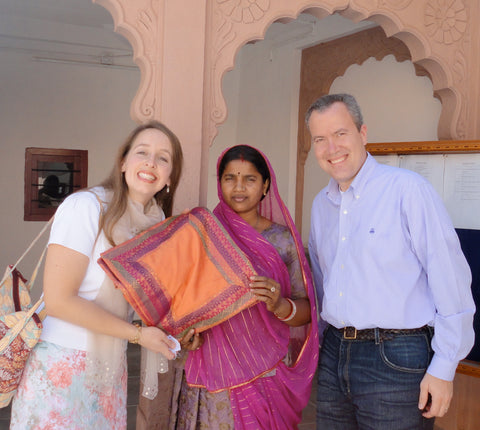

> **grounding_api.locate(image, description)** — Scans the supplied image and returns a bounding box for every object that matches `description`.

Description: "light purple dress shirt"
[309,154,475,381]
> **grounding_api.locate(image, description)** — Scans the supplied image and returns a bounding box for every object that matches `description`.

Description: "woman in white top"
[11,120,183,429]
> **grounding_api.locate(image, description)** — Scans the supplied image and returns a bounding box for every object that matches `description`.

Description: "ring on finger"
[270,286,276,293]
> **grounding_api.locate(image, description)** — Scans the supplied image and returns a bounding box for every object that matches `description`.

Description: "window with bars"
[24,148,88,221]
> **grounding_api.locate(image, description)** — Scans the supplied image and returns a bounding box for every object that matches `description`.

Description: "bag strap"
[0,217,54,289]
[10,244,49,315]
[32,247,48,321]
[12,268,27,311]
[25,244,48,294]
[18,245,48,319]
[0,297,43,354]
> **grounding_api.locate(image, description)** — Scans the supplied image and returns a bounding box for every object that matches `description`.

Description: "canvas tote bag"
[0,218,52,407]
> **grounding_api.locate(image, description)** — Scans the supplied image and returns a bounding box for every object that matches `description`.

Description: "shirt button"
[341,236,346,241]
[340,264,344,269]
[339,292,343,297]
[343,210,348,215]
[355,195,360,199]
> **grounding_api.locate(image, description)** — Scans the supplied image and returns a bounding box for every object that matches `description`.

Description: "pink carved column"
[92,0,207,211]
[465,0,480,138]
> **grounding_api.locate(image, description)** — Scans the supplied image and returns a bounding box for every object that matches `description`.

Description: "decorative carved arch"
[90,0,474,213]
[91,1,469,142]
[200,0,473,228]
[202,1,350,147]
[202,1,468,148]
[92,0,163,123]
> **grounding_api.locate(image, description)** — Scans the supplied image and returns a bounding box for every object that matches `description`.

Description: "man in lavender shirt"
[306,93,475,430]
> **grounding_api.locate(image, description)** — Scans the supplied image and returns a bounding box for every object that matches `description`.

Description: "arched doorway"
[93,1,478,211]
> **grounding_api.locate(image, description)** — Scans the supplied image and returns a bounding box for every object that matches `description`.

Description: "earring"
[166,185,170,194]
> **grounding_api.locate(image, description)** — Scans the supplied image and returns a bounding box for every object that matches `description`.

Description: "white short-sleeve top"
[40,187,109,350]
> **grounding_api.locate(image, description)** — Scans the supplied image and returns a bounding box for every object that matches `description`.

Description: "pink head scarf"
[184,145,319,429]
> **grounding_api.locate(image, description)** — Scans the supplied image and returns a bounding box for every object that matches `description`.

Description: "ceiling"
[0,0,112,28]
[0,1,373,69]
[0,0,135,68]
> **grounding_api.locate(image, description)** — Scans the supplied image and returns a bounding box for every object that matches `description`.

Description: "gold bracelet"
[129,323,142,344]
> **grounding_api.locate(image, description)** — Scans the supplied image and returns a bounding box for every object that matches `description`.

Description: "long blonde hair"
[98,120,183,245]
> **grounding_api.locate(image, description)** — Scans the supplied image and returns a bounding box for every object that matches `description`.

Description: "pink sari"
[184,147,319,429]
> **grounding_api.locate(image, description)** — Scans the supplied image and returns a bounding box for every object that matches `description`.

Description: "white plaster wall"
[207,41,302,211]
[0,50,139,298]
[329,55,441,143]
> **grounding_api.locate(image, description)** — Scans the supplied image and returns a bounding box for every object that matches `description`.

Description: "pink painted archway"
[92,0,480,207]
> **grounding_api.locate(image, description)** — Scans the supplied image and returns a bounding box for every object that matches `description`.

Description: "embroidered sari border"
[98,207,258,337]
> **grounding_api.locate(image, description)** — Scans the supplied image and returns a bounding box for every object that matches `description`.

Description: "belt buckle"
[343,326,357,339]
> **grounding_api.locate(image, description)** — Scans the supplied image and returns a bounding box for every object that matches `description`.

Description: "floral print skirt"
[10,340,127,429]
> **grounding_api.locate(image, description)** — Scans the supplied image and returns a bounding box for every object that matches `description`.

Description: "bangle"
[275,298,297,322]
[129,323,142,344]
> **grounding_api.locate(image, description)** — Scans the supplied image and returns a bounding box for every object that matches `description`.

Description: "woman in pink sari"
[167,145,319,429]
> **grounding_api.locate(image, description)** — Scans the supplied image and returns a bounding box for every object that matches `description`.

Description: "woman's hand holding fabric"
[137,326,177,359]
[249,275,284,314]
[249,275,312,327]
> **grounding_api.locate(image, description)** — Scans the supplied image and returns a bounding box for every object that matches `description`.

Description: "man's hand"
[418,373,453,418]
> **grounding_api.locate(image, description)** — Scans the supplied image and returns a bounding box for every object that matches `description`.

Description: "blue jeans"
[316,325,435,430]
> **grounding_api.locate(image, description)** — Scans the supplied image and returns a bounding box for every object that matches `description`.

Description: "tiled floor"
[299,383,317,430]
[0,343,316,429]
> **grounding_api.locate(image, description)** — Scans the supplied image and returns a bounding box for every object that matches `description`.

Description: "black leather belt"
[334,325,430,341]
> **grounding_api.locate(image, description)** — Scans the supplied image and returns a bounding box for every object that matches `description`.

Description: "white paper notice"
[443,154,480,229]
[399,154,445,199]
[374,154,400,167]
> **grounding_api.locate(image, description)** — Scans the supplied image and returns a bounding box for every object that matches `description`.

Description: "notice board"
[367,141,480,366]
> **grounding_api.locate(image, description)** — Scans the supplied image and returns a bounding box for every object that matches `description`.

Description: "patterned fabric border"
[98,207,258,337]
